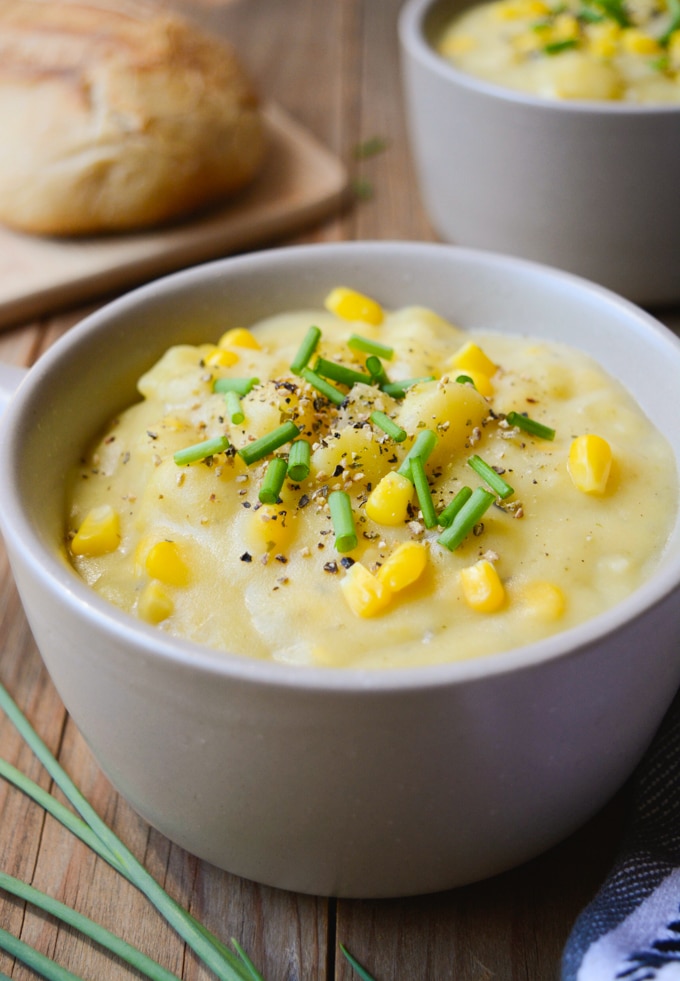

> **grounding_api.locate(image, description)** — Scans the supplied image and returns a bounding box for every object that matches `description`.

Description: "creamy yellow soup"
[438,0,680,102]
[66,289,677,669]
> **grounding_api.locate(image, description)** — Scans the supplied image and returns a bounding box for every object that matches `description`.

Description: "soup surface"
[437,0,680,102]
[67,289,677,668]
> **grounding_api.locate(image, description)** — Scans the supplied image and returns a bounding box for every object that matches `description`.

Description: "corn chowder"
[437,0,680,101]
[66,288,676,669]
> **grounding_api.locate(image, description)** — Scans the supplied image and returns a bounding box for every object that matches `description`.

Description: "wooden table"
[1,1,678,979]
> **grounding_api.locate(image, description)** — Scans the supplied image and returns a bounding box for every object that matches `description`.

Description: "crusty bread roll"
[0,0,265,235]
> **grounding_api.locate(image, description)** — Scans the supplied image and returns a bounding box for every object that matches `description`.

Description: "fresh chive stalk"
[467,455,514,499]
[340,945,377,981]
[438,485,473,528]
[287,439,311,482]
[290,326,322,375]
[0,683,258,981]
[238,421,301,466]
[313,357,372,387]
[300,367,347,406]
[173,434,229,466]
[0,871,182,981]
[365,355,390,387]
[437,487,495,551]
[225,389,245,425]
[213,377,259,396]
[381,376,435,398]
[328,490,358,553]
[397,429,438,481]
[455,374,475,387]
[369,411,407,443]
[410,456,438,529]
[259,457,288,504]
[347,334,394,360]
[0,926,83,981]
[505,411,555,441]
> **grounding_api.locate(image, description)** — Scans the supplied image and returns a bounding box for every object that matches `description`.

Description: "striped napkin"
[562,691,680,980]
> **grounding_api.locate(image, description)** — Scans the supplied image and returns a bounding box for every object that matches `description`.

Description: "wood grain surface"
[0,1,678,980]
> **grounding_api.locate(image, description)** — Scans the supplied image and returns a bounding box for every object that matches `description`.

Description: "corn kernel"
[459,559,505,613]
[365,471,413,526]
[668,30,680,69]
[568,434,612,494]
[520,581,565,621]
[218,327,261,350]
[450,341,497,379]
[144,540,189,586]
[620,28,660,54]
[71,505,121,557]
[340,562,392,618]
[324,287,384,326]
[138,580,174,624]
[552,12,580,40]
[495,0,549,19]
[377,541,428,592]
[247,504,296,552]
[586,21,621,57]
[204,347,239,368]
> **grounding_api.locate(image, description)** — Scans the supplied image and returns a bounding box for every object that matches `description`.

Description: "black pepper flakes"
[240,552,253,562]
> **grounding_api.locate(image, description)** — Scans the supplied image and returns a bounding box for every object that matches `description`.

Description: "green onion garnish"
[173,434,229,466]
[238,421,301,466]
[300,367,347,405]
[347,334,394,360]
[290,325,322,375]
[397,429,438,481]
[366,354,390,387]
[467,454,514,499]
[543,37,579,54]
[437,487,495,551]
[225,389,245,425]
[505,411,555,441]
[659,0,680,44]
[287,438,311,482]
[313,357,372,387]
[381,376,435,398]
[589,0,631,26]
[456,374,475,387]
[328,490,358,553]
[259,457,288,504]
[410,456,438,529]
[438,485,473,528]
[369,411,407,442]
[213,376,259,395]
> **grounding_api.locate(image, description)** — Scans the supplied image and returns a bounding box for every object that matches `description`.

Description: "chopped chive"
[225,389,244,425]
[290,325,322,375]
[659,0,680,44]
[505,411,555,441]
[173,434,229,466]
[437,487,495,551]
[543,37,579,53]
[287,439,311,482]
[369,411,407,442]
[300,367,347,405]
[410,456,438,529]
[353,136,388,159]
[238,421,301,466]
[381,376,435,398]
[365,355,390,387]
[467,455,514,499]
[313,357,372,387]
[259,457,288,504]
[328,490,358,553]
[456,374,476,387]
[397,429,438,481]
[213,377,259,396]
[438,485,473,528]
[347,334,394,360]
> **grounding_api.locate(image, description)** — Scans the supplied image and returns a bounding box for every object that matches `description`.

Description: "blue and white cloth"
[563,692,680,980]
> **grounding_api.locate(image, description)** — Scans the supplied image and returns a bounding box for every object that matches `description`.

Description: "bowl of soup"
[399,0,680,306]
[0,241,679,897]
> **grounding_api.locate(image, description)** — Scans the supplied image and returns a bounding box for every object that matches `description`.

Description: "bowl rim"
[1,240,679,694]
[398,0,680,116]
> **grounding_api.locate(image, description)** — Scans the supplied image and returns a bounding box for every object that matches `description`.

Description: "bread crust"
[0,1,266,235]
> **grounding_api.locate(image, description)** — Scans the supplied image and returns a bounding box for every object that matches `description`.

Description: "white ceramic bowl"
[399,0,680,306]
[1,242,679,898]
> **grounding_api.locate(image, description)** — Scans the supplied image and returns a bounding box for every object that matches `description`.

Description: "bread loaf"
[0,1,266,235]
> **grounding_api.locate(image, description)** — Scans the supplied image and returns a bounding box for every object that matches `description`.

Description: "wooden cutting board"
[0,103,349,330]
